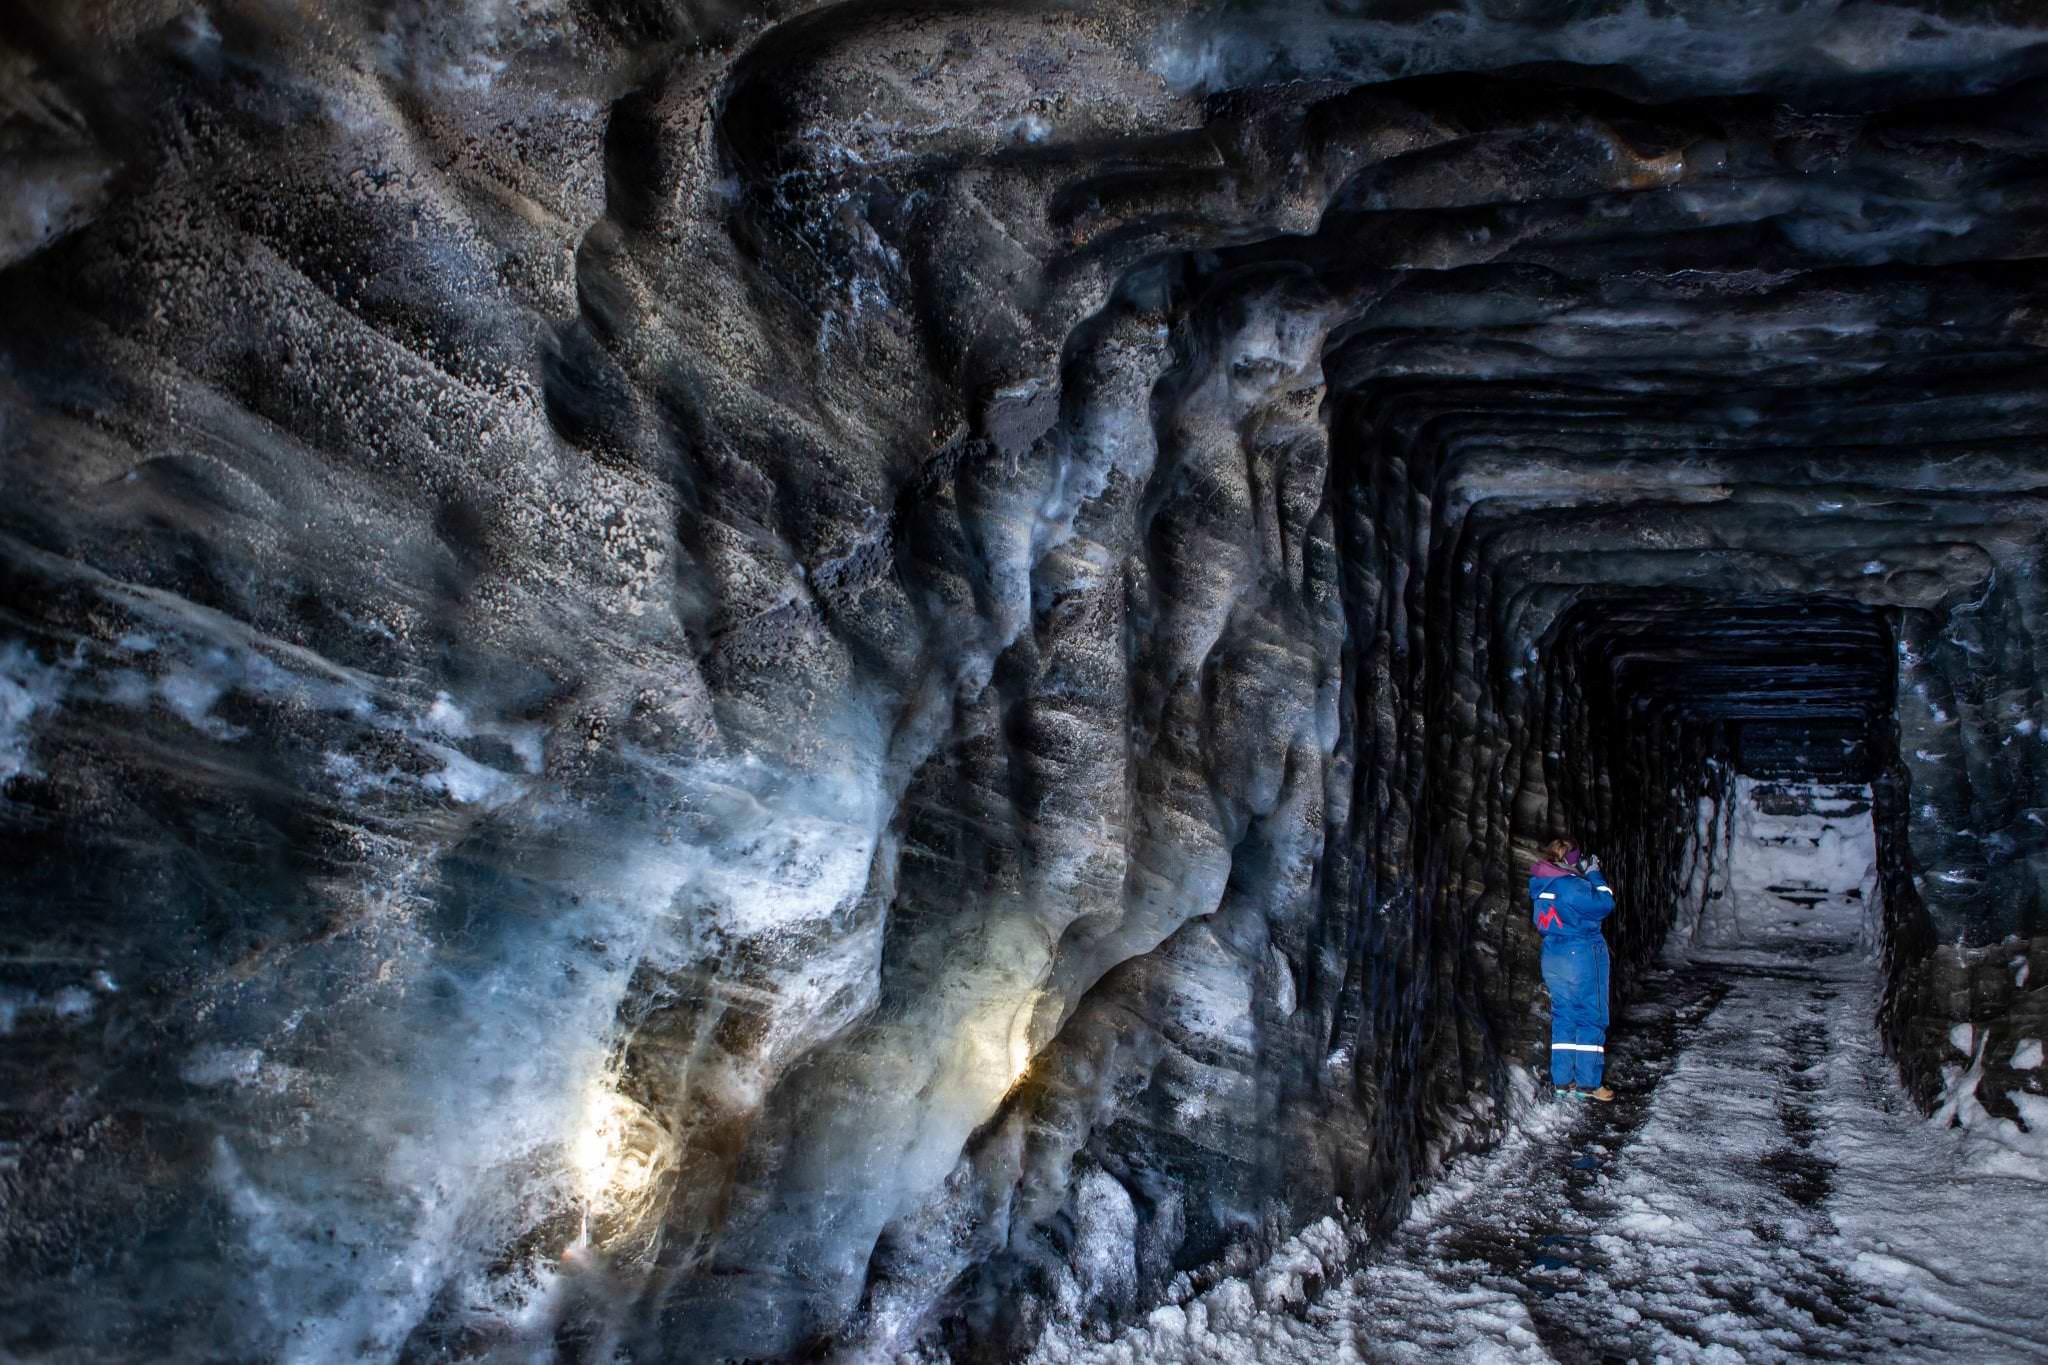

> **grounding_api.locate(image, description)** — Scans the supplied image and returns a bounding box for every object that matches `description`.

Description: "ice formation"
[2,2,2046,1359]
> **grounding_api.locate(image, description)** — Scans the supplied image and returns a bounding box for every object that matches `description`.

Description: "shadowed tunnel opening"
[1531,595,1896,981]
[1563,596,1892,784]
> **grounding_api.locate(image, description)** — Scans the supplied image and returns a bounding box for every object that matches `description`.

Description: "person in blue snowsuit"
[1530,837,1616,1101]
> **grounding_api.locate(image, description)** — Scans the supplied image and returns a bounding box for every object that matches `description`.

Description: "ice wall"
[3,2,2048,1360]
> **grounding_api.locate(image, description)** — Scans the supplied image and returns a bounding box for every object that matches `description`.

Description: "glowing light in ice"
[571,1076,660,1209]
[963,990,1050,1106]
[1007,997,1037,1092]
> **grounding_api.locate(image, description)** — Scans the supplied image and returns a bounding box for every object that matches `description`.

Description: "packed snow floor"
[1030,895,2048,1363]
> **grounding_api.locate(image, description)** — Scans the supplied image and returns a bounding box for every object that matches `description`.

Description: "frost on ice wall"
[4,1,2048,1360]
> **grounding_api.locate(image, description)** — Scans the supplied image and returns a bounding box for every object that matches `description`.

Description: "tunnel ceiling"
[1291,70,2038,648]
[1564,598,1894,724]
[4,3,2048,1362]
[1554,595,1896,782]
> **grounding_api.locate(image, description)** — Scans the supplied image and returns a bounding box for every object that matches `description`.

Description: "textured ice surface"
[5,2,2048,1358]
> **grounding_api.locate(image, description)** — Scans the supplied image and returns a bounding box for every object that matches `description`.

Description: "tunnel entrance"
[1538,593,1895,967]
[1693,776,1878,952]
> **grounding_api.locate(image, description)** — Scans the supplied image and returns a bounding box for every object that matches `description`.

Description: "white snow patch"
[1681,776,1875,950]
[158,662,248,739]
[0,641,69,782]
[2013,1039,2043,1071]
[420,743,527,807]
[423,692,472,735]
[1270,945,1297,1016]
[49,986,94,1020]
[183,1046,266,1088]
[0,982,101,1033]
[1066,1170,1138,1316]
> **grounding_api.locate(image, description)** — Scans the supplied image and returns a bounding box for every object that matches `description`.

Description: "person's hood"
[1530,861,1575,879]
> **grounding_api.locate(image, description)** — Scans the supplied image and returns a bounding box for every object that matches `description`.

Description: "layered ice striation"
[2,1,2047,1360]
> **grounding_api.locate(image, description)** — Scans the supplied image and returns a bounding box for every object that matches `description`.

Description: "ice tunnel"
[3,2,2047,1360]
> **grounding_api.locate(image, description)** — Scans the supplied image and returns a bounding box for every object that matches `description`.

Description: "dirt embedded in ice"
[7,3,2048,1357]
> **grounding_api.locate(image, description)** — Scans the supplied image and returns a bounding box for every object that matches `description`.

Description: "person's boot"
[1554,1084,1577,1098]
[1583,1085,1615,1102]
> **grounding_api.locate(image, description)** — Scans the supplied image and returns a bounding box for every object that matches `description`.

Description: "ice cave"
[3,2,2048,1361]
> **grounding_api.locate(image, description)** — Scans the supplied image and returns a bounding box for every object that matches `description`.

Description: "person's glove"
[1582,853,1600,873]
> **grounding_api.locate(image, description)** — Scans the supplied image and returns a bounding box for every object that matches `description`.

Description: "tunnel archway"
[1540,593,1895,959]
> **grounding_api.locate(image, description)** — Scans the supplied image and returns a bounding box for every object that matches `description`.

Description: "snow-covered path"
[1031,898,2048,1364]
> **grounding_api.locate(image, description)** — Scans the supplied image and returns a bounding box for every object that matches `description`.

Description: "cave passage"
[1538,593,1895,958]
[1042,831,2043,1364]
[4,5,2048,1363]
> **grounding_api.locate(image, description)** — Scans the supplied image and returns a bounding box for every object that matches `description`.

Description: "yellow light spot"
[570,1076,661,1210]
[970,988,1049,1103]
[1006,995,1037,1092]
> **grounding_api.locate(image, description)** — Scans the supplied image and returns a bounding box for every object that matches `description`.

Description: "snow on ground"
[1030,793,2048,1364]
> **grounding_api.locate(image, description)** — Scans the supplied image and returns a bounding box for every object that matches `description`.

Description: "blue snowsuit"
[1530,865,1615,1089]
